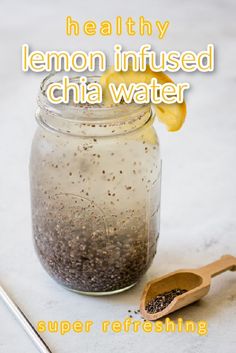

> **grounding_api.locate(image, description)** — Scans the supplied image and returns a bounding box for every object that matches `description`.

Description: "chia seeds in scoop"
[145,289,187,314]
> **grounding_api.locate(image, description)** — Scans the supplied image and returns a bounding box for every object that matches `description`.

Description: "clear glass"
[30,73,161,295]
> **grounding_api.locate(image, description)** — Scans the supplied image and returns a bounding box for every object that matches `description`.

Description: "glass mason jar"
[30,73,161,295]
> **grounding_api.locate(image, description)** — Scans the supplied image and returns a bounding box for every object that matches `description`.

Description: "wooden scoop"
[140,255,236,321]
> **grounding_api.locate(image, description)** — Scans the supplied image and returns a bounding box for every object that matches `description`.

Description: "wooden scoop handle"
[198,255,236,278]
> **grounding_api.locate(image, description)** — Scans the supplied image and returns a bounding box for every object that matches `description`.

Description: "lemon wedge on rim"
[100,66,187,132]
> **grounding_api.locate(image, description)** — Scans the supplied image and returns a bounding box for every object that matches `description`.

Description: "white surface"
[0,0,236,352]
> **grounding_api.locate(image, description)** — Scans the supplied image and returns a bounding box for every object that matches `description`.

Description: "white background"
[0,0,236,352]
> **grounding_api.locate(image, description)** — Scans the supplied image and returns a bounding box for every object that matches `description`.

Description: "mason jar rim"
[38,71,150,116]
[36,72,154,137]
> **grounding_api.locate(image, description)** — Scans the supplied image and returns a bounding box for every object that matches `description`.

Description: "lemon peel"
[100,66,187,132]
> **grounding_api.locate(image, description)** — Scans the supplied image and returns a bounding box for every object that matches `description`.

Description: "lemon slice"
[100,66,186,132]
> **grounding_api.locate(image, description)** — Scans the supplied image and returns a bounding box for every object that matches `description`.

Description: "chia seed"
[145,288,187,314]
